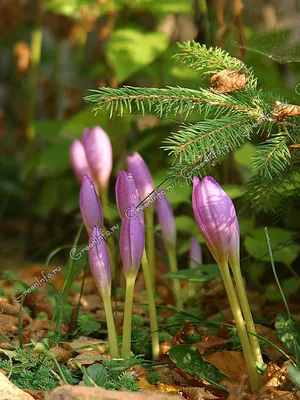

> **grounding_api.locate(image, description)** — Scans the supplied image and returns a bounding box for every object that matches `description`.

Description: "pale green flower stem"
[166,243,184,309]
[230,261,264,365]
[144,207,155,284]
[219,261,262,392]
[142,249,160,360]
[122,275,136,361]
[102,294,118,359]
[99,184,116,277]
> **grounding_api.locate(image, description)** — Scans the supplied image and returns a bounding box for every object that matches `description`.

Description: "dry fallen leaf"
[0,314,19,335]
[259,387,297,400]
[227,374,251,400]
[204,350,247,384]
[157,383,182,395]
[263,362,288,388]
[195,336,228,354]
[73,350,107,366]
[152,366,177,385]
[22,388,45,400]
[50,346,72,362]
[182,387,220,400]
[71,294,102,312]
[0,297,32,323]
[23,293,54,318]
[255,324,286,363]
[0,341,15,350]
[63,337,107,354]
[23,319,49,341]
[132,365,150,380]
[160,340,173,355]
[138,377,157,392]
[0,371,36,400]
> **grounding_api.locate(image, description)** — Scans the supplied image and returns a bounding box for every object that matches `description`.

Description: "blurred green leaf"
[60,108,107,137]
[247,261,265,283]
[223,184,244,199]
[140,44,201,90]
[287,364,300,388]
[164,264,221,282]
[238,218,254,237]
[78,314,102,336]
[44,0,120,19]
[36,141,71,177]
[234,142,256,167]
[81,321,101,336]
[245,227,300,266]
[84,364,107,387]
[35,179,79,218]
[177,235,205,255]
[165,185,192,205]
[175,216,198,236]
[264,284,281,301]
[131,0,191,14]
[60,107,131,146]
[35,106,133,178]
[282,278,299,295]
[244,29,300,101]
[35,181,60,219]
[33,121,65,142]
[275,312,300,363]
[2,272,29,289]
[107,28,169,82]
[0,180,24,199]
[134,132,157,152]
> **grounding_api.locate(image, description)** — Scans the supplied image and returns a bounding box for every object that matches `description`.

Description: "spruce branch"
[251,133,291,180]
[165,115,256,181]
[244,166,300,211]
[85,43,300,211]
[174,41,247,75]
[85,86,262,120]
[174,41,258,90]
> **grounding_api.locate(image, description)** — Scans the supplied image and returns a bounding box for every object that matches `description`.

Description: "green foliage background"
[0,0,300,298]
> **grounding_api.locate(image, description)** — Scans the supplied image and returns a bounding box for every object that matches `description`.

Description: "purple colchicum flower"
[127,152,154,201]
[82,126,113,190]
[88,226,111,298]
[80,175,104,234]
[70,139,91,183]
[192,176,238,265]
[189,237,203,268]
[156,190,176,247]
[119,206,144,278]
[115,170,144,227]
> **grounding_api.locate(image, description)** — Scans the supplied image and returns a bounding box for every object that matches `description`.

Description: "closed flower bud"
[127,152,154,201]
[82,126,113,190]
[119,205,144,278]
[189,237,203,268]
[70,139,91,183]
[192,176,237,265]
[80,175,104,234]
[115,170,144,227]
[88,226,111,298]
[156,190,176,247]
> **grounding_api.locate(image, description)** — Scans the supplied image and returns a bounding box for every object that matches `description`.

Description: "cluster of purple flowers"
[70,125,262,391]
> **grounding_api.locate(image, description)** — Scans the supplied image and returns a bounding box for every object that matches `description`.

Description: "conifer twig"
[85,42,300,211]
